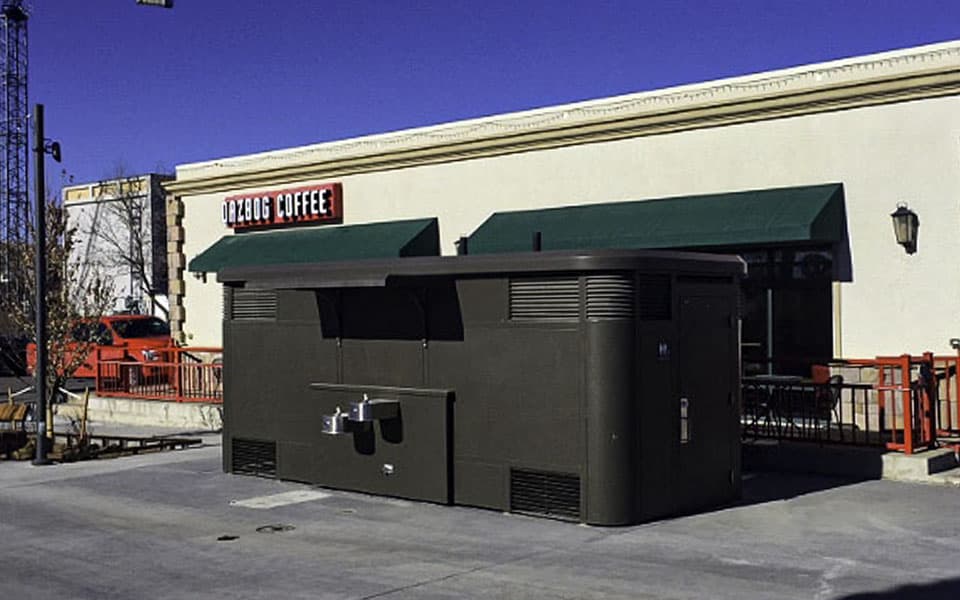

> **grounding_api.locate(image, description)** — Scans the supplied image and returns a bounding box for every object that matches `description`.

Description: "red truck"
[26,315,173,378]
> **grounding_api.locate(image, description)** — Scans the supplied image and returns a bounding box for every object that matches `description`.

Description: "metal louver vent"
[231,438,277,478]
[637,275,671,321]
[585,274,634,319]
[231,288,277,321]
[509,277,579,321]
[510,468,581,521]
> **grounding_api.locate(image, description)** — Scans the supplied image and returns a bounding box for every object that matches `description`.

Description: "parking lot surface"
[2,439,960,600]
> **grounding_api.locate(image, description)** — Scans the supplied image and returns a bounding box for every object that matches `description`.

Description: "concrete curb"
[744,439,960,486]
[56,395,222,431]
[881,448,960,483]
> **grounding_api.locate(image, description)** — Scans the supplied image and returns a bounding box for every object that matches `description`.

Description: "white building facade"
[166,42,960,362]
[64,173,173,317]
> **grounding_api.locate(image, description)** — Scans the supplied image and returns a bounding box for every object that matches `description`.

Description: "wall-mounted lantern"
[890,202,919,254]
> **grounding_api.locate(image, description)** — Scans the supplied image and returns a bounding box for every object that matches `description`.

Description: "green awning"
[189,217,440,273]
[467,183,846,254]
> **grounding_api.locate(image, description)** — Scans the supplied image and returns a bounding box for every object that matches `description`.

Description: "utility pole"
[28,2,166,462]
[32,102,47,465]
[32,102,59,466]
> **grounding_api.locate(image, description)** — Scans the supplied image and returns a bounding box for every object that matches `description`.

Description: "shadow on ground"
[837,577,960,600]
[736,470,868,507]
[732,439,882,508]
[743,439,885,477]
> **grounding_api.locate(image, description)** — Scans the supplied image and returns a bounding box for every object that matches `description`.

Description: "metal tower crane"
[0,1,27,374]
[0,0,27,292]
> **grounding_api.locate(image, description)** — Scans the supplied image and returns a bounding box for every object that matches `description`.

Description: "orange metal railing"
[743,353,940,455]
[95,347,222,403]
[932,351,960,438]
[844,354,937,455]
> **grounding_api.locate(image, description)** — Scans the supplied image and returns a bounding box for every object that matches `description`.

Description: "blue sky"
[29,0,960,187]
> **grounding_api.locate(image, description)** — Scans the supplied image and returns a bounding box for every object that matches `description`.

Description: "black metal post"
[532,231,542,252]
[33,103,50,466]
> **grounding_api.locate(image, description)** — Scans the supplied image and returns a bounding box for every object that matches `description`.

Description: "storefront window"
[735,246,834,376]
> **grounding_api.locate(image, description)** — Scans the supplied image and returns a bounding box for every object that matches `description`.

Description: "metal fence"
[742,353,945,455]
[932,353,960,438]
[742,378,877,446]
[95,347,222,403]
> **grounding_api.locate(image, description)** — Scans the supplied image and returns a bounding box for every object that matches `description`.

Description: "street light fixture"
[44,140,60,163]
[890,202,919,255]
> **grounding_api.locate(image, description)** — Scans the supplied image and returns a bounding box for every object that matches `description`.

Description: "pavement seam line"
[354,547,557,600]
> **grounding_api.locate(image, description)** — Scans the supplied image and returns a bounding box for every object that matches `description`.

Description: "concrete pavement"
[2,440,960,599]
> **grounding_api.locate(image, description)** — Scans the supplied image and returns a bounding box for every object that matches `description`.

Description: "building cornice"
[166,42,960,196]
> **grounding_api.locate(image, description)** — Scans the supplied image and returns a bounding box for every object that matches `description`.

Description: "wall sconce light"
[890,202,919,254]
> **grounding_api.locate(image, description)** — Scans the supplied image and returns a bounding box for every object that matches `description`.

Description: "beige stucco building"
[166,41,960,364]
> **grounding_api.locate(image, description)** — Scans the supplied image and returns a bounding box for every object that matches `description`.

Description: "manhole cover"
[256,523,295,533]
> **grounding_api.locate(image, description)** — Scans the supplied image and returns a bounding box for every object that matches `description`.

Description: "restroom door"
[676,286,739,512]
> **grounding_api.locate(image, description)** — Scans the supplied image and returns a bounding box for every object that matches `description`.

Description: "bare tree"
[74,169,168,317]
[0,198,114,404]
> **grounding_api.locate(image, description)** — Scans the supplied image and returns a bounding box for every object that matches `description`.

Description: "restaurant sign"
[221,183,342,230]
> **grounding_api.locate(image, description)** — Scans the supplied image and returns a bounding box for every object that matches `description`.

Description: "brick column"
[166,195,186,344]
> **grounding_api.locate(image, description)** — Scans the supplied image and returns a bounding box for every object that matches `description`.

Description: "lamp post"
[29,3,164,466]
[32,103,61,466]
[891,203,919,255]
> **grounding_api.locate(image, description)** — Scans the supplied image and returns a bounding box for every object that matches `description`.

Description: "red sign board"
[221,183,342,230]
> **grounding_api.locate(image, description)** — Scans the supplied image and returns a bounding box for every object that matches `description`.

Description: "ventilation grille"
[509,277,579,321]
[637,275,671,321]
[231,288,277,321]
[231,438,277,478]
[585,274,634,320]
[510,468,581,521]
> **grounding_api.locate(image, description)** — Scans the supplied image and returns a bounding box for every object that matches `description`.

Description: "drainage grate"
[256,524,295,533]
[509,468,581,521]
[231,438,277,478]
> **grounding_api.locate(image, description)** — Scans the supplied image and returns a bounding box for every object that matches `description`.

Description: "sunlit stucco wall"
[175,94,960,357]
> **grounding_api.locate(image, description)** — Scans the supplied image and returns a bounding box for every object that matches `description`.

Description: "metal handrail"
[94,347,223,403]
[742,353,940,454]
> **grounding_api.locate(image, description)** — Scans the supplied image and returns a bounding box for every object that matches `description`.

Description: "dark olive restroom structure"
[214,234,745,525]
